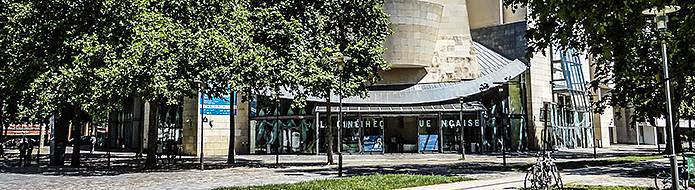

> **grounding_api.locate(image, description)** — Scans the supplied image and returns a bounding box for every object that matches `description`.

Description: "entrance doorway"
[384,117,417,153]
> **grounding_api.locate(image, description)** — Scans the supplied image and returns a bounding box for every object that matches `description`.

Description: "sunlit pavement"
[0,144,664,190]
[401,161,661,190]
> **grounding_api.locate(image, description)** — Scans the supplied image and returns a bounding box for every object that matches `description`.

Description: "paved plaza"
[0,145,667,190]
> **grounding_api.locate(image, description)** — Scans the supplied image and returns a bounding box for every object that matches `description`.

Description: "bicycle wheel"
[679,167,689,189]
[538,164,551,189]
[550,164,563,188]
[525,167,534,189]
[656,170,673,190]
[526,165,542,189]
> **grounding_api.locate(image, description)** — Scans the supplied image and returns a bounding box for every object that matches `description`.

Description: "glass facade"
[250,96,317,154]
[417,117,439,152]
[247,81,529,155]
[440,114,482,153]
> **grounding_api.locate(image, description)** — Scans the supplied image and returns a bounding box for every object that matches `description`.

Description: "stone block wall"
[182,93,250,156]
[381,0,480,84]
[384,0,443,68]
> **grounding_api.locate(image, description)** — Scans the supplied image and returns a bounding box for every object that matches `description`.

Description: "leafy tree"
[101,0,263,168]
[247,0,390,164]
[2,0,390,168]
[0,0,136,166]
[1,0,259,167]
[505,0,695,152]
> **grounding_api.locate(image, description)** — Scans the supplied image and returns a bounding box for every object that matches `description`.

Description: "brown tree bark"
[228,91,236,164]
[0,106,5,156]
[664,97,684,154]
[1,102,19,155]
[51,105,73,166]
[326,94,334,165]
[0,106,4,152]
[145,101,159,168]
[71,106,83,167]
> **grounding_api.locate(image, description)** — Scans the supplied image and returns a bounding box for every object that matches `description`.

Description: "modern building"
[107,0,616,157]
[613,112,695,146]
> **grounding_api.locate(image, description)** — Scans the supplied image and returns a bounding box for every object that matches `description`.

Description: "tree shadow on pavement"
[0,154,327,176]
[561,160,664,178]
[275,161,530,177]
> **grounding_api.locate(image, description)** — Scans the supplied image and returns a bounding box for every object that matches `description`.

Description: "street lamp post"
[499,87,506,167]
[589,93,597,159]
[338,64,343,177]
[643,5,681,190]
[459,97,466,160]
[336,55,350,177]
[493,81,511,166]
[200,94,206,170]
[275,90,280,167]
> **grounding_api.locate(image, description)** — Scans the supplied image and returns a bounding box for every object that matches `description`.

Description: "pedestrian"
[18,138,30,167]
[165,139,176,164]
[156,140,163,162]
[90,136,97,154]
[25,139,33,165]
[0,142,5,159]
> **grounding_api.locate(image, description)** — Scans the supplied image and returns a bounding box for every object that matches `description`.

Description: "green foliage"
[505,0,695,123]
[0,0,391,124]
[246,0,392,104]
[0,0,267,121]
[214,174,470,190]
[0,0,134,122]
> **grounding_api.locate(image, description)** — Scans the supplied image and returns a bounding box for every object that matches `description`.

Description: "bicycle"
[525,105,563,189]
[655,153,695,190]
[525,152,563,189]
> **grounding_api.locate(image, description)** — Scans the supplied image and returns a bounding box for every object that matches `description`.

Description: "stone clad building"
[107,0,616,157]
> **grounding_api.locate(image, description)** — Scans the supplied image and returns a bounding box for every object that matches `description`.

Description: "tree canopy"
[245,0,391,101]
[0,0,391,165]
[504,0,695,124]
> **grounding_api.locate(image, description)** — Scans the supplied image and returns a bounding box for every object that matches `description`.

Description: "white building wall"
[642,125,657,145]
[526,49,552,149]
[614,107,639,144]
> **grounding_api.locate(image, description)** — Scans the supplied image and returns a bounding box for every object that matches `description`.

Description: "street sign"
[200,91,237,116]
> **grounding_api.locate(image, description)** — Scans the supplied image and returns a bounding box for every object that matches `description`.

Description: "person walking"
[90,136,97,154]
[18,138,32,167]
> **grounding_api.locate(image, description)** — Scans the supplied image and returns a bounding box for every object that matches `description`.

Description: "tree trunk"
[228,91,235,164]
[1,102,19,155]
[136,99,144,157]
[664,97,684,154]
[71,106,83,167]
[0,106,4,154]
[145,101,159,168]
[51,105,72,166]
[674,111,683,153]
[326,95,334,165]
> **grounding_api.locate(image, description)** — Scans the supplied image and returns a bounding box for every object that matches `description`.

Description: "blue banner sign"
[201,108,230,115]
[362,135,384,152]
[418,135,439,151]
[250,97,257,117]
[200,91,236,115]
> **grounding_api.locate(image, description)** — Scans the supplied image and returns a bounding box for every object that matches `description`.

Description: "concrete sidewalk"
[0,144,662,190]
[401,158,663,190]
[401,173,655,190]
[401,173,527,190]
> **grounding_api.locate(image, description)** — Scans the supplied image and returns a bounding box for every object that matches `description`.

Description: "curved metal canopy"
[279,41,528,105]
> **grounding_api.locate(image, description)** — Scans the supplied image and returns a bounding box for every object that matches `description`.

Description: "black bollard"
[338,152,343,177]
